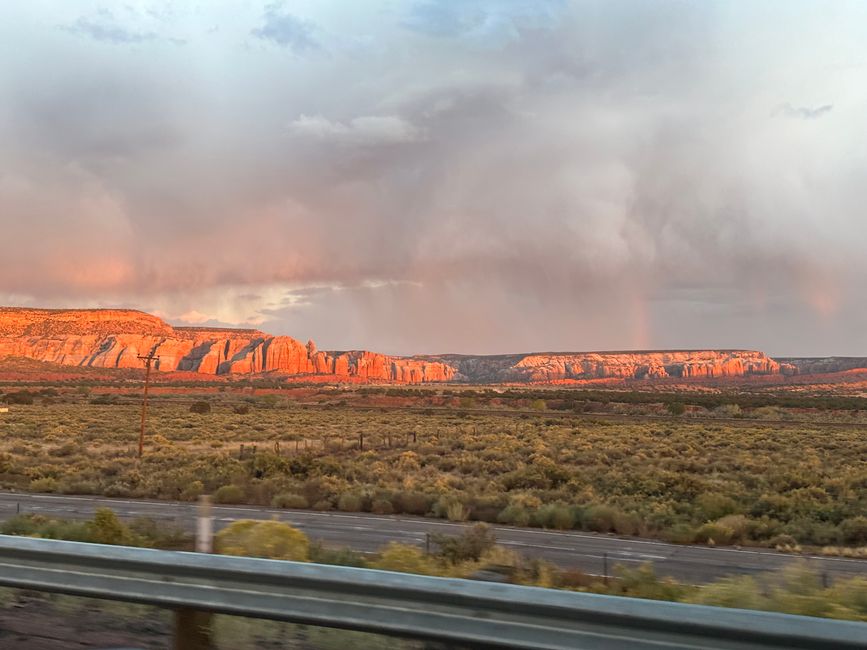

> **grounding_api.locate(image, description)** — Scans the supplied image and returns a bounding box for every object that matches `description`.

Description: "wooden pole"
[137,354,158,459]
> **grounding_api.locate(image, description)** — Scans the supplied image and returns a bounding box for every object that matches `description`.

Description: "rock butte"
[0,306,810,384]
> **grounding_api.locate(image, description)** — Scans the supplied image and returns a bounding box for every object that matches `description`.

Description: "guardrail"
[0,534,864,649]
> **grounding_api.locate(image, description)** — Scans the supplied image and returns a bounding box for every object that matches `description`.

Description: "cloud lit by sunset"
[1,1,865,355]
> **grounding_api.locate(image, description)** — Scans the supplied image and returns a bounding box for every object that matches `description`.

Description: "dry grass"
[0,399,865,547]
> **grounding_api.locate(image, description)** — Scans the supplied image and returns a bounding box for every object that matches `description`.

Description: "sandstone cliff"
[433,350,785,383]
[0,308,454,382]
[0,307,798,384]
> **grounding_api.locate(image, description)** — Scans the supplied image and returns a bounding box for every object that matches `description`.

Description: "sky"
[1,0,866,356]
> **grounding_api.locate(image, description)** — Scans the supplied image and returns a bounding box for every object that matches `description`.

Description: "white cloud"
[289,114,424,145]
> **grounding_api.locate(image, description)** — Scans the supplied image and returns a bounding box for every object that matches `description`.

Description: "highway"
[1,492,864,584]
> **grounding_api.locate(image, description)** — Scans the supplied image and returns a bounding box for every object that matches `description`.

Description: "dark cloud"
[251,3,320,53]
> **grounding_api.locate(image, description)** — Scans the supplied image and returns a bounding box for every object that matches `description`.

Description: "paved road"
[1,492,864,584]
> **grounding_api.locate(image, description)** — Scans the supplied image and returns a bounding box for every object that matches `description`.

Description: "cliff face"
[0,308,455,382]
[0,307,796,384]
[436,350,786,383]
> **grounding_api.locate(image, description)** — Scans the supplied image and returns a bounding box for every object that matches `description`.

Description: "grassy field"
[1,395,866,549]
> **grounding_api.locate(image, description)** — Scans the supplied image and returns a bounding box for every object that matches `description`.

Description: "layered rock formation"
[0,308,454,382]
[434,350,786,383]
[0,307,802,384]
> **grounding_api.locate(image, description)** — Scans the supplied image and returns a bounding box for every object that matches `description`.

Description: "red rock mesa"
[0,307,803,383]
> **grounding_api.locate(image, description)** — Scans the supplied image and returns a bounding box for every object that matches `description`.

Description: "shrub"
[312,499,334,511]
[696,493,739,521]
[583,504,619,533]
[534,503,575,530]
[713,404,742,418]
[433,524,496,564]
[214,485,246,504]
[337,493,364,512]
[497,505,531,527]
[840,516,867,545]
[216,520,309,561]
[667,402,686,416]
[372,542,438,575]
[5,391,34,405]
[663,523,697,544]
[371,499,395,515]
[694,522,736,545]
[29,477,59,493]
[87,508,134,545]
[272,493,309,509]
[189,401,211,414]
[180,481,204,501]
[232,404,251,415]
[393,491,433,515]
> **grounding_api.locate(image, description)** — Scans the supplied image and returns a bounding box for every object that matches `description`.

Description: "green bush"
[497,505,531,527]
[214,485,246,504]
[87,508,135,545]
[217,520,309,561]
[841,516,867,545]
[337,493,364,512]
[433,523,496,564]
[394,491,433,515]
[29,477,59,493]
[534,503,575,530]
[5,391,35,405]
[583,505,619,533]
[696,493,739,520]
[371,499,394,515]
[189,401,211,414]
[272,493,309,509]
[666,402,686,416]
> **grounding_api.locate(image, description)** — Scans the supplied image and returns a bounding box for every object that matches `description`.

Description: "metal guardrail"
[0,534,864,649]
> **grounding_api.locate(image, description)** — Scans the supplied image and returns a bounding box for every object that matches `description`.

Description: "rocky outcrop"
[433,350,784,383]
[777,357,867,375]
[0,307,816,384]
[0,308,455,383]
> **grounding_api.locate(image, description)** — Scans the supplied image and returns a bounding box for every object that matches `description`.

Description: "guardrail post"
[174,608,212,650]
[174,495,214,649]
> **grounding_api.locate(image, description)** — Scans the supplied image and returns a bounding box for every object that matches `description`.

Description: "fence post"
[174,496,214,649]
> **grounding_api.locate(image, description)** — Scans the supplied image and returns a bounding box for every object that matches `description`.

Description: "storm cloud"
[0,1,865,355]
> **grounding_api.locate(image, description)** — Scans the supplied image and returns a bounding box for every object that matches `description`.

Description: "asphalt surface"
[1,492,864,584]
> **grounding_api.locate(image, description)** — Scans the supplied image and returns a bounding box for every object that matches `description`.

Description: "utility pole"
[137,353,159,459]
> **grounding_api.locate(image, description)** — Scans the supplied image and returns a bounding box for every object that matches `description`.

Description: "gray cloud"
[1,1,866,355]
[252,3,320,53]
[403,0,565,45]
[64,12,156,43]
[777,103,834,119]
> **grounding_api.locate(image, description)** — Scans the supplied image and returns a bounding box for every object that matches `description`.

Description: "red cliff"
[0,307,797,384]
[0,308,455,383]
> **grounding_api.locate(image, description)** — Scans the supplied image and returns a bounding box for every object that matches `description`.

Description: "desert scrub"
[0,401,865,547]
